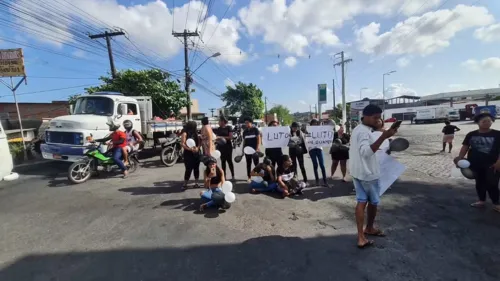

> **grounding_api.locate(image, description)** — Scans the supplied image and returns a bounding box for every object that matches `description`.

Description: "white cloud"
[396,56,411,68]
[298,100,307,105]
[224,78,236,88]
[372,83,417,99]
[474,23,500,42]
[448,84,467,90]
[267,64,279,73]
[462,57,500,72]
[355,5,494,56]
[12,0,246,65]
[284,56,297,68]
[237,0,438,57]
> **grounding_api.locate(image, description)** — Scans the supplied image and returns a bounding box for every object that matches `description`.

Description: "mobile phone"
[390,120,402,129]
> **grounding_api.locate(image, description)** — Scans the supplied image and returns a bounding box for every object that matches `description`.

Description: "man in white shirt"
[349,104,397,249]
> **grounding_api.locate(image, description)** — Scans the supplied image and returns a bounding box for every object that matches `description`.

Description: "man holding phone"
[349,104,397,249]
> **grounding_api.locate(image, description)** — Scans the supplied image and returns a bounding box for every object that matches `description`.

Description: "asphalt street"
[1,121,499,281]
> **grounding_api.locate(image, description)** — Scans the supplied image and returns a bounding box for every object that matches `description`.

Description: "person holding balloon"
[242,117,261,182]
[454,113,500,212]
[181,121,202,190]
[277,155,305,197]
[289,122,308,184]
[250,157,279,193]
[199,157,225,211]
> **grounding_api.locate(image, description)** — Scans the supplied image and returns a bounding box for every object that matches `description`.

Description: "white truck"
[414,107,450,124]
[0,122,19,181]
[41,92,191,162]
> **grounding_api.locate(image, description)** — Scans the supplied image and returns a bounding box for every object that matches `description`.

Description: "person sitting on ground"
[277,155,304,197]
[441,120,460,153]
[250,157,278,193]
[200,157,225,211]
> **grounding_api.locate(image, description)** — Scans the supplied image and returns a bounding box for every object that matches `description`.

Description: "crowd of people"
[174,105,500,248]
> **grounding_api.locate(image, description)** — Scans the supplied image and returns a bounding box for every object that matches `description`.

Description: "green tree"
[268,105,293,125]
[83,69,188,118]
[330,103,351,123]
[221,82,264,121]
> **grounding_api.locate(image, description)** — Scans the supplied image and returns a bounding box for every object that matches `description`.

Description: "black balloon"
[234,155,243,163]
[389,138,410,152]
[460,168,475,179]
[216,138,227,146]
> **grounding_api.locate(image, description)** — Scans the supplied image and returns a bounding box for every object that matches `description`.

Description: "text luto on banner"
[261,126,291,148]
[305,125,334,149]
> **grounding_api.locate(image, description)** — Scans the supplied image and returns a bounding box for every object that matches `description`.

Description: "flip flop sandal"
[357,240,374,249]
[470,202,485,208]
[364,230,386,237]
[193,184,201,188]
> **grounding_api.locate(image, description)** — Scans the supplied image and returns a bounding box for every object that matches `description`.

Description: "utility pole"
[172,29,199,120]
[309,105,312,119]
[332,79,336,120]
[334,51,352,126]
[313,104,317,119]
[89,30,125,79]
[209,108,216,117]
[264,97,268,123]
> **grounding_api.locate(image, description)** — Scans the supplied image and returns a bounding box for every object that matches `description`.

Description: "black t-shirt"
[243,127,260,149]
[277,166,294,183]
[253,163,273,181]
[463,129,500,169]
[216,125,233,149]
[442,125,459,135]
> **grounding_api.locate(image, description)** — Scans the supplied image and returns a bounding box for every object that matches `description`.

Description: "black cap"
[291,122,299,128]
[362,104,382,116]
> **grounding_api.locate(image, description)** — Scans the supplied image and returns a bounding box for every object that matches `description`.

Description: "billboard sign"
[350,100,370,110]
[318,84,327,104]
[0,48,26,77]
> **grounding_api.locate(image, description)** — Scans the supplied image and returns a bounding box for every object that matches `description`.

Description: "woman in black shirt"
[277,155,304,197]
[454,113,500,212]
[216,116,235,180]
[265,120,284,171]
[441,120,460,153]
[250,157,278,193]
[200,156,225,211]
[289,122,308,183]
[242,117,261,181]
[181,121,201,190]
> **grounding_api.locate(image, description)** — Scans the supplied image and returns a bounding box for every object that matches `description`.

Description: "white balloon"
[211,150,221,159]
[244,146,256,155]
[186,138,196,148]
[224,192,236,203]
[457,159,470,169]
[221,181,233,193]
[251,176,263,183]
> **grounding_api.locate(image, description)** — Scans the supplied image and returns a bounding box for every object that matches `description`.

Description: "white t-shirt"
[371,131,390,153]
[348,124,380,181]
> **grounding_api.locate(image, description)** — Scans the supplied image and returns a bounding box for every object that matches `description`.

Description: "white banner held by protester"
[262,126,291,148]
[305,125,334,150]
[378,152,406,195]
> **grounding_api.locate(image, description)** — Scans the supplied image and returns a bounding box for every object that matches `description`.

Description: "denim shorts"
[352,178,381,205]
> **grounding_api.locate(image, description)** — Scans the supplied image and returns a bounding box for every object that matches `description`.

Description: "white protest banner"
[261,126,291,148]
[377,152,406,195]
[305,125,334,150]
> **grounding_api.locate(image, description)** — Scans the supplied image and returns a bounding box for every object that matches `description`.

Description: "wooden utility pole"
[172,29,199,120]
[89,31,125,78]
[333,51,352,126]
[332,79,336,119]
[209,108,216,117]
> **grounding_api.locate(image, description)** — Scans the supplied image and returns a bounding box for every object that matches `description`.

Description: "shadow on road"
[119,180,186,195]
[1,232,498,281]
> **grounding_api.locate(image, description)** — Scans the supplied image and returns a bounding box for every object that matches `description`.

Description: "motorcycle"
[67,142,140,184]
[160,135,184,167]
[232,129,242,149]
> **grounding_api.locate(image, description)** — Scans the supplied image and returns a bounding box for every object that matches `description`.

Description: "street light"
[359,87,368,100]
[382,70,396,113]
[191,52,221,75]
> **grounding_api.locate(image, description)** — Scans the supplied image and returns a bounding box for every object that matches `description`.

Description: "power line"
[0,84,101,98]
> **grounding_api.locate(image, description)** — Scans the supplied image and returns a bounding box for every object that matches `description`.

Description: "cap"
[362,104,382,116]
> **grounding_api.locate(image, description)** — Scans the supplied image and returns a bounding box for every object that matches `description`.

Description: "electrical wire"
[0,84,102,98]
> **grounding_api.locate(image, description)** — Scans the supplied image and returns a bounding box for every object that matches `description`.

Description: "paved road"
[1,124,499,281]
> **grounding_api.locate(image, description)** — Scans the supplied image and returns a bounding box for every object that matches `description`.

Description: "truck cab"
[0,122,18,181]
[41,92,141,162]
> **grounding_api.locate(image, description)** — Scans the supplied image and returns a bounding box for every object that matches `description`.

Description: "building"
[0,101,69,120]
[179,99,206,120]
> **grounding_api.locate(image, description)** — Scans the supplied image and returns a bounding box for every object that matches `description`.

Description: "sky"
[1,0,500,114]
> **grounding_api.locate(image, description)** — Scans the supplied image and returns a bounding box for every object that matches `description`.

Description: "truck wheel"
[161,146,178,167]
[68,160,93,184]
